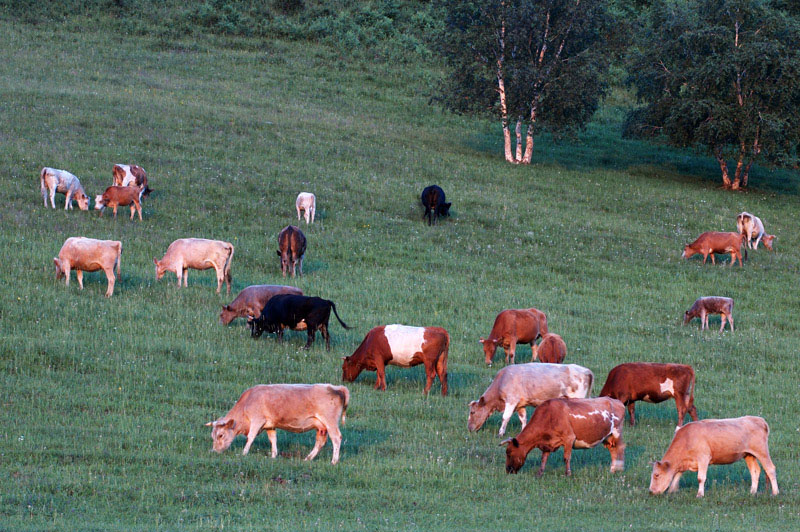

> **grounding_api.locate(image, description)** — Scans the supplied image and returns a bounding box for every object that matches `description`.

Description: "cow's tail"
[741,233,748,262]
[40,167,48,199]
[224,243,234,284]
[329,302,351,329]
[114,241,122,276]
[334,385,350,425]
[586,370,595,397]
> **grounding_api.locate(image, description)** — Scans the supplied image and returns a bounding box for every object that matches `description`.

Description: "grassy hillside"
[1,19,799,531]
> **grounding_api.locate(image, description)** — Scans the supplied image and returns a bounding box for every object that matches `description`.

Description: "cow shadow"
[238,426,389,458]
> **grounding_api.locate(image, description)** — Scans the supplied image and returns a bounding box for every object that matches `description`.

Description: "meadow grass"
[1,20,799,531]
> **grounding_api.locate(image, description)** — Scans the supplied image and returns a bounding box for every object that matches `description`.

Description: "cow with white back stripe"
[341,324,449,395]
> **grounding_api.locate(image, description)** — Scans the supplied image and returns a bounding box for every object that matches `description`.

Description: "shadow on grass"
[230,425,389,458]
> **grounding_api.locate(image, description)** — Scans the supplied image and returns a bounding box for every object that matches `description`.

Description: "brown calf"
[599,362,699,426]
[650,416,778,497]
[342,324,449,395]
[684,296,734,332]
[532,333,566,363]
[220,285,303,325]
[95,186,143,220]
[480,308,547,365]
[682,231,746,266]
[277,225,306,277]
[501,397,626,476]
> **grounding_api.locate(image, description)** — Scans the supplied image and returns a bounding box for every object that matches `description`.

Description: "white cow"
[40,167,89,210]
[296,192,316,224]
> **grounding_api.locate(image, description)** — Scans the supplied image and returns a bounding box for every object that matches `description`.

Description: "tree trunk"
[515,119,523,162]
[502,120,514,163]
[742,160,753,188]
[521,105,537,164]
[713,147,732,188]
[731,142,746,190]
[497,6,516,164]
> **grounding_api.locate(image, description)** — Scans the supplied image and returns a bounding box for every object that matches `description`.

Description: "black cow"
[248,294,351,350]
[421,185,451,226]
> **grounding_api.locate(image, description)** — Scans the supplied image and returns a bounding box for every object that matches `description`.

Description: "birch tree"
[438,0,614,164]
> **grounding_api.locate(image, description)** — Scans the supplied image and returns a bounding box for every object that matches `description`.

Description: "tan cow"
[54,237,122,297]
[296,192,316,224]
[682,231,746,266]
[501,397,626,476]
[220,285,303,325]
[94,185,143,220]
[480,308,548,365]
[650,416,779,497]
[468,363,593,436]
[154,238,234,294]
[532,333,567,363]
[40,167,89,210]
[205,383,348,464]
[683,296,734,332]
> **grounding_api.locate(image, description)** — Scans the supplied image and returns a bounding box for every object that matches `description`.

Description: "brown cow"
[650,416,779,497]
[40,167,89,210]
[112,164,151,199]
[342,324,449,395]
[94,185,143,220]
[54,237,122,297]
[599,362,699,427]
[468,363,593,436]
[480,308,548,365]
[681,231,747,266]
[532,333,566,363]
[277,225,306,277]
[220,284,303,325]
[501,397,626,476]
[683,296,734,332]
[205,384,348,464]
[154,238,234,294]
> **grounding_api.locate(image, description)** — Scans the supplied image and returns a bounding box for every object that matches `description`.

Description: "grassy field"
[1,19,800,531]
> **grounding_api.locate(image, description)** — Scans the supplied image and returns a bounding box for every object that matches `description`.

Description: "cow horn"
[204,422,214,426]
[499,438,513,447]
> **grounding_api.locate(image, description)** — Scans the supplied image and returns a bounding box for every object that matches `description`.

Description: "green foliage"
[626,0,800,188]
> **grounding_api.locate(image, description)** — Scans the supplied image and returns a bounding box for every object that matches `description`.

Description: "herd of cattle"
[43,171,780,498]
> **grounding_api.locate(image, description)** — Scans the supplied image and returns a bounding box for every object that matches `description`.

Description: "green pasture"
[1,20,799,531]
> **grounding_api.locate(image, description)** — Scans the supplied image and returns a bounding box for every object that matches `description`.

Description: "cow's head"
[479,337,499,366]
[153,258,166,280]
[53,258,64,279]
[439,202,451,217]
[648,460,673,494]
[467,397,490,432]
[248,315,267,338]
[94,195,105,211]
[205,418,236,453]
[219,305,236,325]
[682,310,692,325]
[341,356,361,382]
[75,191,89,211]
[681,245,696,259]
[763,234,775,251]
[500,438,526,474]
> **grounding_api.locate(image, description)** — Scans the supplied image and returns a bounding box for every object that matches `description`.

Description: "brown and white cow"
[154,238,234,294]
[599,362,699,427]
[54,237,122,297]
[220,284,303,325]
[112,164,151,200]
[468,363,593,436]
[682,231,747,266]
[277,225,306,277]
[480,308,548,365]
[501,397,626,476]
[40,167,89,210]
[736,212,773,250]
[206,383,348,464]
[296,192,316,224]
[94,185,143,220]
[683,296,734,332]
[341,324,449,395]
[532,333,567,363]
[649,416,778,497]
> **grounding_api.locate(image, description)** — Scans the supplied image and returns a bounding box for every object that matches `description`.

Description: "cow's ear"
[204,422,214,427]
[511,438,519,448]
[660,460,669,469]
[221,419,234,429]
[499,438,513,447]
[153,258,159,265]
[477,396,485,407]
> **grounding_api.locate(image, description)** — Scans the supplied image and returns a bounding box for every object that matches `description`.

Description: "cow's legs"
[64,190,72,210]
[498,402,517,436]
[42,185,48,207]
[112,204,118,217]
[374,358,387,391]
[719,314,727,332]
[668,472,683,493]
[436,354,448,396]
[296,205,302,221]
[727,313,734,332]
[305,426,327,462]
[743,454,761,494]
[696,457,710,497]
[537,451,550,476]
[327,423,341,464]
[182,268,188,288]
[604,436,625,472]
[299,256,303,276]
[302,328,316,349]
[423,361,435,395]
[242,423,262,455]
[49,188,57,209]
[76,270,84,290]
[563,436,576,476]
[753,450,779,495]
[63,265,71,287]
[214,266,224,294]
[310,206,315,223]
[627,402,636,425]
[104,267,115,298]
[505,340,517,365]
[516,408,527,430]
[266,429,277,458]
[320,323,330,351]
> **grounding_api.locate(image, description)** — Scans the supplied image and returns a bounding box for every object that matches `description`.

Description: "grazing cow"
[532,333,566,363]
[296,192,316,224]
[681,231,747,266]
[40,167,89,210]
[54,237,122,297]
[736,212,773,250]
[683,296,734,332]
[249,294,350,350]
[112,164,151,199]
[501,397,626,476]
[277,225,307,277]
[468,363,593,436]
[599,362,699,427]
[421,185,451,226]
[206,384,348,464]
[480,308,547,365]
[94,185,143,220]
[341,325,449,396]
[220,285,303,325]
[153,238,234,294]
[649,416,778,497]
